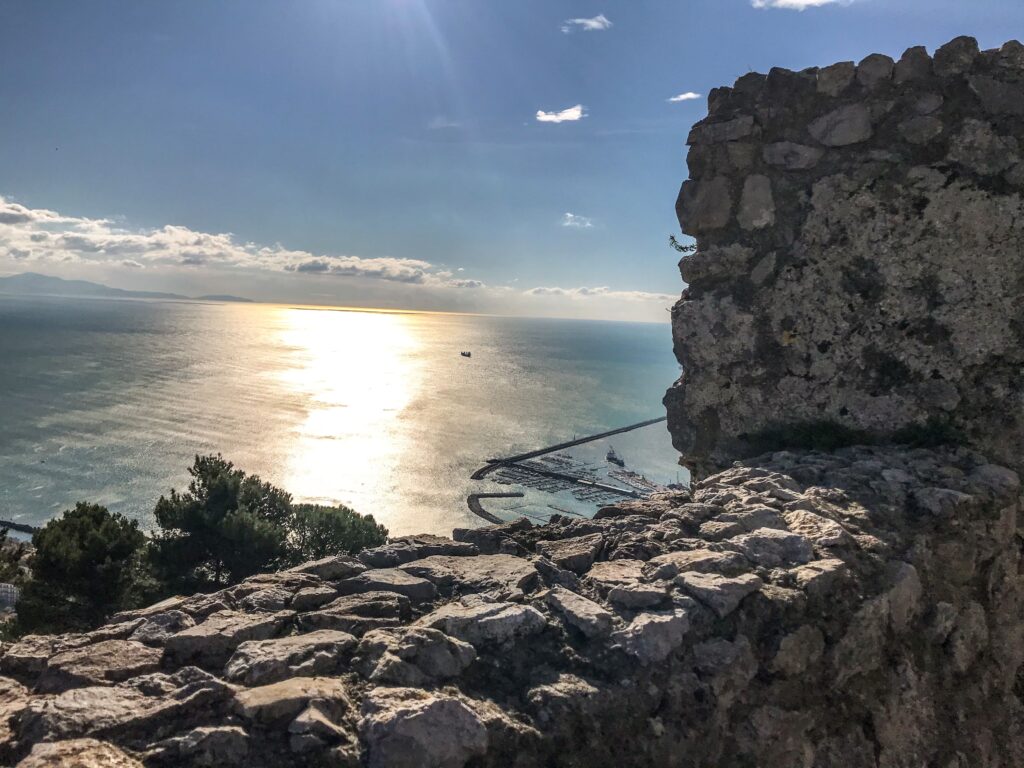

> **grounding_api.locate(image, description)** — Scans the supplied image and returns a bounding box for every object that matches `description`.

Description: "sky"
[1,0,1023,321]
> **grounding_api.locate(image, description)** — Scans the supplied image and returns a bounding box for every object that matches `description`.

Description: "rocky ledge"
[1,445,1021,766]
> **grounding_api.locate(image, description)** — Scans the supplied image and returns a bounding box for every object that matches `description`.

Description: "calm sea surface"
[0,295,684,536]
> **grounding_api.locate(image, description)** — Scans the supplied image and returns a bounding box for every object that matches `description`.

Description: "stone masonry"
[667,36,1024,478]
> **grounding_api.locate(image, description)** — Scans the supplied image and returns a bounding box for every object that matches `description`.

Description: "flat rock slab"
[356,627,476,686]
[675,572,763,618]
[1,635,90,678]
[165,610,292,667]
[360,688,488,768]
[545,586,613,638]
[608,583,670,610]
[296,591,412,636]
[397,554,538,593]
[645,549,752,579]
[585,559,645,590]
[359,535,479,568]
[234,676,352,727]
[224,630,357,686]
[129,611,195,646]
[535,534,604,574]
[17,738,144,768]
[611,609,690,664]
[722,528,814,568]
[288,555,367,581]
[416,600,546,647]
[36,640,164,693]
[335,569,437,603]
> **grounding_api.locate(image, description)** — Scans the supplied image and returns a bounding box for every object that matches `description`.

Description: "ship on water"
[606,447,625,467]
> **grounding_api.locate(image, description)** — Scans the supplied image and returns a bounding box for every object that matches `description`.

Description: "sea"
[0,295,686,537]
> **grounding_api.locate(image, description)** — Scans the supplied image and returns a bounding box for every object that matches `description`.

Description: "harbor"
[467,417,675,524]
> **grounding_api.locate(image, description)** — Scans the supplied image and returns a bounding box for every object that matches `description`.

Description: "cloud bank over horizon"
[0,195,675,322]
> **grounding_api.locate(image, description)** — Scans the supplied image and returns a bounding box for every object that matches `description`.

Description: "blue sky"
[1,0,1022,320]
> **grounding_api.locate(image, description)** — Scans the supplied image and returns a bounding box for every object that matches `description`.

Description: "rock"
[224,630,356,686]
[763,142,824,170]
[360,688,488,768]
[2,635,89,678]
[291,585,340,612]
[397,554,538,593]
[535,534,604,574]
[899,116,944,144]
[607,582,670,610]
[17,738,144,767]
[130,611,195,646]
[782,509,853,547]
[36,640,164,693]
[911,487,974,518]
[359,535,478,568]
[237,587,292,613]
[791,558,848,598]
[544,586,614,638]
[355,627,476,685]
[675,572,763,618]
[645,549,751,579]
[770,626,825,676]
[894,46,931,83]
[288,554,367,581]
[585,559,646,589]
[677,177,733,234]
[297,591,411,635]
[234,676,351,726]
[933,35,979,76]
[948,119,1018,174]
[415,599,546,647]
[968,76,1024,116]
[947,601,989,673]
[857,54,894,88]
[808,104,873,147]
[288,700,354,754]
[817,61,855,96]
[693,637,758,708]
[723,528,814,567]
[335,569,438,603]
[150,726,250,766]
[737,175,775,230]
[165,610,291,667]
[610,609,689,664]
[687,116,756,145]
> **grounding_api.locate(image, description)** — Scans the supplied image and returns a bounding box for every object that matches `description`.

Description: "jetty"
[467,492,525,525]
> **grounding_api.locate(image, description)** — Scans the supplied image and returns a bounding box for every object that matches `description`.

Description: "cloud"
[668,92,702,103]
[451,279,484,289]
[561,212,593,229]
[561,14,612,33]
[525,285,675,302]
[427,116,461,130]
[536,104,586,124]
[0,195,452,287]
[751,0,851,8]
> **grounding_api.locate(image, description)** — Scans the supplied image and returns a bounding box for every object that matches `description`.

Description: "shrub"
[290,503,388,562]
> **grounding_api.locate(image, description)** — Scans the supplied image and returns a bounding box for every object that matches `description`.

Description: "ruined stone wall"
[666,36,1024,478]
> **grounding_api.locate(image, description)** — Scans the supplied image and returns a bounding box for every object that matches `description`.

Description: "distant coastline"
[0,272,253,303]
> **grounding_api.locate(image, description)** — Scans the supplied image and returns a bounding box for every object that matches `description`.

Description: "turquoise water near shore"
[0,295,684,536]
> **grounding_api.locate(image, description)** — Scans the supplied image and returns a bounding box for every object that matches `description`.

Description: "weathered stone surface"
[762,142,823,170]
[584,559,645,589]
[165,610,291,667]
[856,53,894,88]
[360,688,488,768]
[288,554,366,581]
[808,104,873,146]
[645,549,751,579]
[224,630,356,686]
[894,45,931,83]
[737,174,775,230]
[898,115,944,144]
[675,572,763,618]
[355,627,476,685]
[415,599,546,647]
[817,61,855,96]
[722,528,814,567]
[933,35,979,76]
[36,640,163,693]
[676,177,733,234]
[130,610,195,646]
[150,726,250,766]
[545,586,613,638]
[335,569,437,603]
[607,582,669,610]
[234,676,351,726]
[687,116,755,145]
[17,738,144,767]
[610,609,689,664]
[397,554,538,593]
[359,535,478,569]
[1,635,89,678]
[535,534,603,574]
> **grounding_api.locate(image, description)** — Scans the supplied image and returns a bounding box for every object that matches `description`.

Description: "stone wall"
[666,36,1024,478]
[1,447,1021,767]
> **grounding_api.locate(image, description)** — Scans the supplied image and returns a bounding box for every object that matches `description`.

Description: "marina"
[467,417,672,524]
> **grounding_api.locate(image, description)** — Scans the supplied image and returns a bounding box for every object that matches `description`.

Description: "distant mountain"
[0,273,253,304]
[194,294,254,303]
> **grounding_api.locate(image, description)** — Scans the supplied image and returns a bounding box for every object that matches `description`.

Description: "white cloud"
[450,279,484,289]
[525,285,675,302]
[561,212,593,229]
[668,92,702,103]
[427,116,461,130]
[751,0,851,9]
[561,14,612,33]
[536,104,587,124]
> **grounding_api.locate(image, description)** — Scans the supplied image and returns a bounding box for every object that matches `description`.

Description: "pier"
[467,492,525,524]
